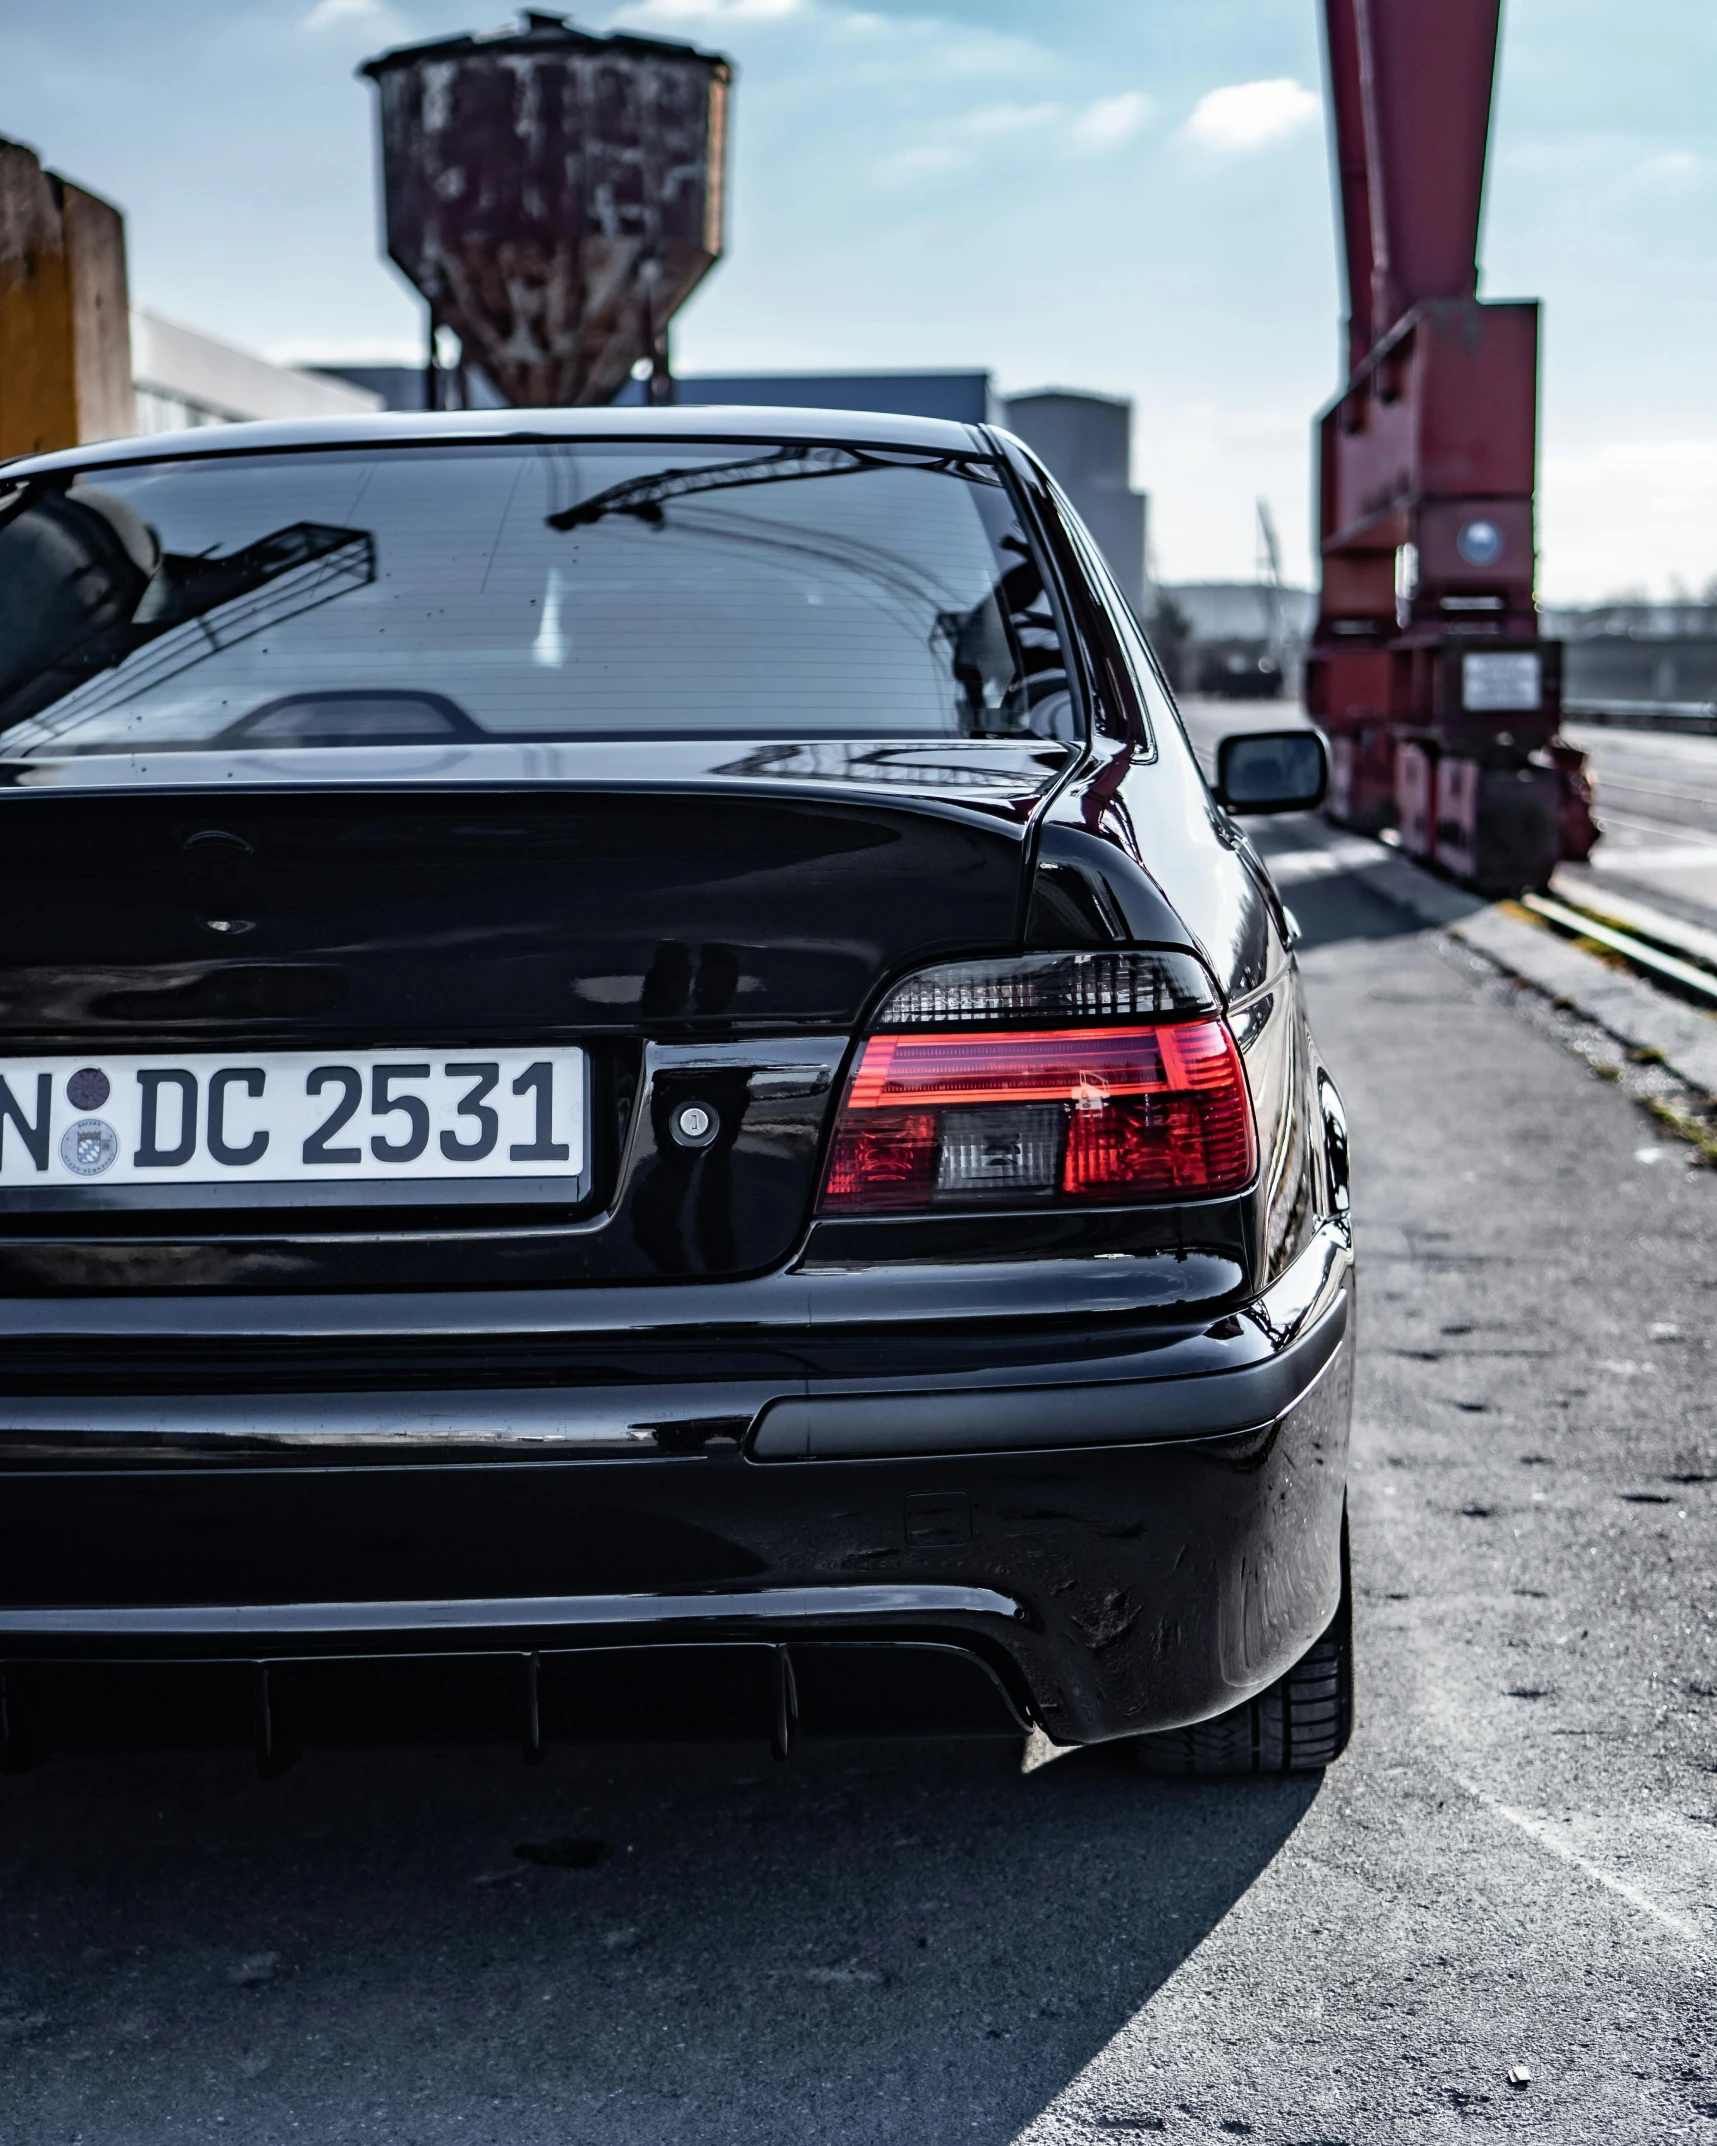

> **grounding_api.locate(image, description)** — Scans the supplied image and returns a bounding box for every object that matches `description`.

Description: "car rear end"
[0,411,1351,1766]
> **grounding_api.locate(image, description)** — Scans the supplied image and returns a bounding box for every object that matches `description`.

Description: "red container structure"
[1306,0,1597,892]
[361,12,731,410]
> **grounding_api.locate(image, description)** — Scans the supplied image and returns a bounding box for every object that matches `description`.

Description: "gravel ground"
[0,842,1714,2145]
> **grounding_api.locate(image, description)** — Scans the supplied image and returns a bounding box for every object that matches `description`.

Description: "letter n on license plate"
[0,1050,587,1204]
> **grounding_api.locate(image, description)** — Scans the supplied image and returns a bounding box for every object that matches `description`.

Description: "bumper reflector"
[819,1021,1255,1214]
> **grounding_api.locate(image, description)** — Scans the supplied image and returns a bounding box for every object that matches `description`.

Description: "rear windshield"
[0,441,1078,757]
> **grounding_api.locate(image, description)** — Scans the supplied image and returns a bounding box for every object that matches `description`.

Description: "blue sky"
[2,0,1713,596]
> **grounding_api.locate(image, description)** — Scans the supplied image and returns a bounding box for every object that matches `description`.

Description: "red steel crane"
[1306,0,1598,893]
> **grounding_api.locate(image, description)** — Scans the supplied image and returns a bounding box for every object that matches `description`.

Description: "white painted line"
[1524,894,1717,1002]
[1588,773,1717,808]
[1452,1774,1703,1945]
[1551,874,1717,970]
[1599,808,1717,846]
[1591,846,1717,872]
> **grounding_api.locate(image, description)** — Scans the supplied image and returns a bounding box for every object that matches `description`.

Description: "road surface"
[0,813,1713,2144]
[1564,722,1717,934]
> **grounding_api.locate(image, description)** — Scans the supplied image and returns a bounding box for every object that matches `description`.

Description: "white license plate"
[0,1050,587,1190]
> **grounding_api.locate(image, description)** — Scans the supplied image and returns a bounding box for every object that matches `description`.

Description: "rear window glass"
[0,441,1078,757]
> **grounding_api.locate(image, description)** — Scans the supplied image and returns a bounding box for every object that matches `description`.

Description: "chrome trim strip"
[0,1384,772,1447]
[0,1581,1026,1640]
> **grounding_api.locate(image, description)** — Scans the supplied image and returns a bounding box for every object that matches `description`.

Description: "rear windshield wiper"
[545,445,984,532]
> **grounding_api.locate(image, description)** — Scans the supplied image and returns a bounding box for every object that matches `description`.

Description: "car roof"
[3,405,995,481]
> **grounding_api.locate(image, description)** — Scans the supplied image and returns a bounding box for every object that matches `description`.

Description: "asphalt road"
[2,835,1715,2144]
[1563,723,1717,933]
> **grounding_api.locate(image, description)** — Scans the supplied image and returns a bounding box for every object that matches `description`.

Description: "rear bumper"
[0,1226,1352,1749]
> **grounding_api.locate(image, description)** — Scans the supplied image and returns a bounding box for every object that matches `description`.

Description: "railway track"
[1524,886,1717,1007]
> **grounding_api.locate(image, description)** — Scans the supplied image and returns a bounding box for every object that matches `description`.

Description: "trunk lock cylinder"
[670,1101,721,1149]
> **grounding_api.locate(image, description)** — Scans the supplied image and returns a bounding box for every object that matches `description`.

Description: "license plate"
[0,1050,587,1194]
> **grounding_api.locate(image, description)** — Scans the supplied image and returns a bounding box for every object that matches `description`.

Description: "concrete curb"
[1344,843,1717,1104]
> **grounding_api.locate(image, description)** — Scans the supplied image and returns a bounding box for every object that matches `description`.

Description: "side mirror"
[1213,728,1329,815]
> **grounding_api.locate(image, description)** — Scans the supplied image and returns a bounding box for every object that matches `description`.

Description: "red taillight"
[818,1021,1255,1215]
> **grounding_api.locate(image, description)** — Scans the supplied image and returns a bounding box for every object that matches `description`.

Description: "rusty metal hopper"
[361,12,731,408]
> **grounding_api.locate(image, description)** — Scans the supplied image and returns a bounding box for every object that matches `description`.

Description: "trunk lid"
[0,742,1061,1291]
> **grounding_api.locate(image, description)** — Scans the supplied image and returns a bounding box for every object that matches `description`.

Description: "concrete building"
[999,390,1148,615]
[308,362,507,415]
[315,364,995,424]
[1542,601,1717,714]
[1159,582,1316,699]
[131,312,381,433]
[604,367,1001,426]
[1165,583,1316,642]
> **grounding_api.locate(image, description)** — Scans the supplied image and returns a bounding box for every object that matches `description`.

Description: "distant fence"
[1563,699,1717,738]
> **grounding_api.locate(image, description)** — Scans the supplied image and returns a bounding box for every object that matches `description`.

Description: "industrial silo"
[362,12,731,407]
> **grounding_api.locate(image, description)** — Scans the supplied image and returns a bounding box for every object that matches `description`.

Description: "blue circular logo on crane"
[1456,519,1504,566]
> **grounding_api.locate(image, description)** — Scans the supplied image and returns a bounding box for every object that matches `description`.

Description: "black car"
[0,409,1351,1776]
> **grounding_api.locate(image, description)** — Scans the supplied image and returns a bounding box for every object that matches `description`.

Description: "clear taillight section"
[818,1020,1255,1216]
[874,950,1218,1028]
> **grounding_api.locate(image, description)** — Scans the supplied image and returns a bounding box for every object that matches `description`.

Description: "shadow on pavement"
[1276,872,1428,953]
[0,1735,1321,2144]
[1238,817,1426,955]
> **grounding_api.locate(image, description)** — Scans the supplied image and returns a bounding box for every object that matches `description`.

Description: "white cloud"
[624,0,804,19]
[619,0,1044,81]
[300,0,404,32]
[1069,91,1152,155]
[828,7,1048,83]
[956,101,1064,139]
[1182,78,1321,156]
[870,142,969,189]
[869,91,1144,192]
[1617,149,1705,194]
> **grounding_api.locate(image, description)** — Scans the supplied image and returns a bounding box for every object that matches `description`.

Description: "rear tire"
[1128,1518,1352,1776]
